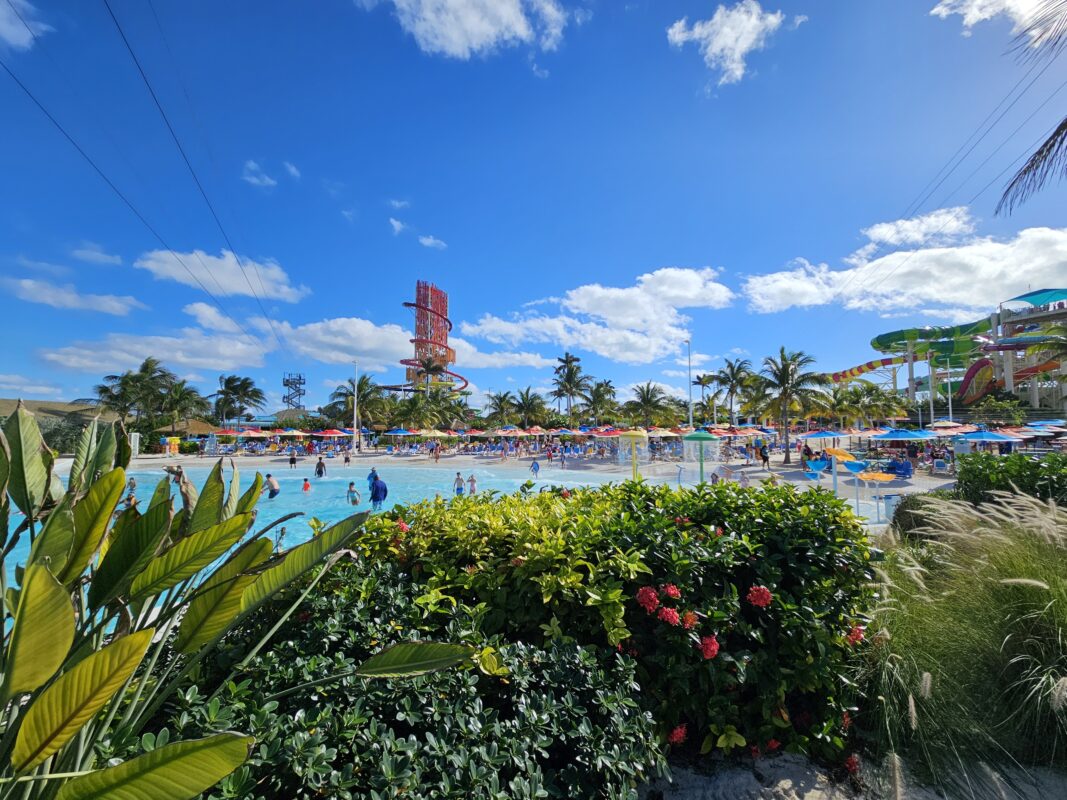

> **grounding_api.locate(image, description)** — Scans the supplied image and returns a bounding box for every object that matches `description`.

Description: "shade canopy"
[683,430,720,441]
[618,429,648,440]
[1005,287,1067,306]
[797,430,839,440]
[955,431,1022,442]
[929,420,963,429]
[870,429,936,441]
[384,428,412,436]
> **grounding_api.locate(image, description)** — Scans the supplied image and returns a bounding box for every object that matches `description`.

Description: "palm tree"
[163,380,210,433]
[760,348,828,465]
[328,375,386,428]
[213,375,266,427]
[414,356,446,388]
[710,358,752,425]
[484,391,517,426]
[513,387,547,428]
[692,374,714,404]
[581,380,618,426]
[630,382,670,428]
[79,357,176,425]
[738,375,772,425]
[552,360,592,421]
[998,0,1067,214]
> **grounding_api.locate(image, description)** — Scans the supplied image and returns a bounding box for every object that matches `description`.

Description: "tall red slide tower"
[400,281,468,392]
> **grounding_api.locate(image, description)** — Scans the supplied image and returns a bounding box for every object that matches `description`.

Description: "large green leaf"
[88,501,173,609]
[173,538,273,654]
[130,513,252,600]
[0,565,75,703]
[2,403,48,518]
[11,628,153,773]
[55,732,253,800]
[0,426,10,501]
[27,493,75,574]
[59,468,125,585]
[89,423,117,484]
[222,461,240,521]
[356,642,476,678]
[67,419,98,495]
[187,460,225,535]
[241,512,369,612]
[148,477,171,509]
[114,420,132,470]
[234,472,263,515]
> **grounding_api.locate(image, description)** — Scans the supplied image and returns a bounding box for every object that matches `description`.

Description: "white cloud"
[729,347,750,356]
[0,1,51,51]
[419,234,447,249]
[358,0,569,59]
[182,301,241,334]
[279,316,413,371]
[791,14,808,28]
[241,160,277,188]
[667,0,786,85]
[450,336,554,368]
[743,221,1067,318]
[389,198,410,209]
[43,329,272,372]
[623,380,689,401]
[15,256,70,277]
[342,208,357,223]
[662,369,689,378]
[861,206,975,247]
[675,352,718,367]
[283,161,301,179]
[930,0,1045,39]
[134,248,310,302]
[389,217,406,234]
[71,241,121,265]
[0,374,61,397]
[3,278,145,316]
[461,267,736,365]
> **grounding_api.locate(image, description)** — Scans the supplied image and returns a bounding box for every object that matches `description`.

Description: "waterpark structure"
[829,288,1066,414]
[399,280,468,393]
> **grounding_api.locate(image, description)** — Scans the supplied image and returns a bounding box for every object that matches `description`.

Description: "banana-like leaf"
[241,512,368,613]
[27,493,75,574]
[54,732,253,800]
[59,468,125,585]
[234,472,263,516]
[186,460,225,536]
[89,501,172,609]
[355,642,476,678]
[0,426,10,500]
[173,538,272,654]
[148,477,171,510]
[67,419,98,495]
[11,629,153,773]
[130,513,252,600]
[89,424,117,485]
[2,403,48,518]
[222,461,240,521]
[114,420,132,469]
[0,565,75,703]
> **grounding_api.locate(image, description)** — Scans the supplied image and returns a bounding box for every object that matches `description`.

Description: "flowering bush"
[956,451,1067,504]
[359,480,873,761]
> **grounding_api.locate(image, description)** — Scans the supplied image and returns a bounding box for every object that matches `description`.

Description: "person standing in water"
[288,449,297,469]
[346,482,361,505]
[302,478,311,493]
[315,457,326,478]
[530,458,540,477]
[453,472,465,496]
[263,473,281,499]
[370,474,388,511]
[466,474,477,495]
[367,467,378,492]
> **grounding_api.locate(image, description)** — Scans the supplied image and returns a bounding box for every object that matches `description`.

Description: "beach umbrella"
[421,429,447,438]
[618,429,648,480]
[384,428,411,436]
[841,459,870,513]
[526,425,547,435]
[683,429,719,482]
[797,430,839,441]
[929,420,963,429]
[214,429,240,436]
[954,430,1023,443]
[870,429,936,441]
[1031,419,1066,426]
[553,428,575,435]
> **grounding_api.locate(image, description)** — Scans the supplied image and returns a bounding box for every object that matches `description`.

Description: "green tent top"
[683,430,721,441]
[1006,288,1067,306]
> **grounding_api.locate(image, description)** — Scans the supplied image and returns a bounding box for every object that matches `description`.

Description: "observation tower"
[400,281,468,392]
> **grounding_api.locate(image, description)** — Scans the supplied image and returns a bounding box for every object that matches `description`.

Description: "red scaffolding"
[400,281,468,392]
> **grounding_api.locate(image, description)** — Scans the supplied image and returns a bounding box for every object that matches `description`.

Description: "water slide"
[955,357,1060,404]
[831,320,988,383]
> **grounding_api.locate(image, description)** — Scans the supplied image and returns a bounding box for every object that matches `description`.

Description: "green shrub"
[178,440,202,454]
[169,562,665,800]
[956,451,1067,504]
[858,493,1067,794]
[889,489,958,540]
[356,481,873,762]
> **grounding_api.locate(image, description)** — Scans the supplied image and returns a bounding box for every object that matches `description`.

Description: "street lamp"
[685,339,693,428]
[352,361,360,453]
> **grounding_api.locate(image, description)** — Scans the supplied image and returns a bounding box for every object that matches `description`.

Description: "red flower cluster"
[842,711,852,730]
[698,635,720,659]
[667,724,687,745]
[636,586,660,613]
[846,625,865,646]
[661,583,681,599]
[657,607,681,626]
[681,611,699,630]
[560,488,571,498]
[766,738,781,752]
[715,526,724,537]
[844,754,860,775]
[396,519,410,533]
[750,744,761,759]
[746,585,773,608]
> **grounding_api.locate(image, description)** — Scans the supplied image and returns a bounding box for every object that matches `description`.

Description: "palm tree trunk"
[781,411,791,465]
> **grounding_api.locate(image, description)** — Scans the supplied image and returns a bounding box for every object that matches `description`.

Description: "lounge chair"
[929,458,952,476]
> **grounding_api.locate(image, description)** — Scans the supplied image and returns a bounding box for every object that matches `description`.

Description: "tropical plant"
[581,379,618,426]
[212,375,266,427]
[997,0,1067,214]
[413,356,446,388]
[970,396,1027,426]
[513,387,547,428]
[552,353,592,421]
[78,358,179,427]
[760,348,829,464]
[0,404,471,799]
[326,375,386,429]
[628,382,670,427]
[483,391,516,427]
[162,380,211,433]
[710,358,752,426]
[955,451,1067,503]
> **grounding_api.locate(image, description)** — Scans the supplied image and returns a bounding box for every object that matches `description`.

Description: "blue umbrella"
[384,428,411,436]
[1031,419,1065,426]
[955,431,1022,442]
[871,429,936,441]
[554,428,575,435]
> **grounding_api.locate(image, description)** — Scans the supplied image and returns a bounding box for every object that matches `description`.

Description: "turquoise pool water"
[8,461,634,571]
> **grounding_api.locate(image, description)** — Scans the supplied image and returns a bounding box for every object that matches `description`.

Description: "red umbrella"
[315,429,347,437]
[214,429,240,436]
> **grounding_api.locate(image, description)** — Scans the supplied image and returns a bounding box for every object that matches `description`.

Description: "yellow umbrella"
[825,447,855,461]
[618,429,648,480]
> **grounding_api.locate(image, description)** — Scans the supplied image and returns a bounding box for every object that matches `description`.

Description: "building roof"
[0,398,117,423]
[1005,288,1067,306]
[153,419,217,436]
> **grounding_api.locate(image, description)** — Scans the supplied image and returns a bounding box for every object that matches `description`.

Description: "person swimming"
[302,478,311,493]
[346,481,361,505]
[264,473,281,499]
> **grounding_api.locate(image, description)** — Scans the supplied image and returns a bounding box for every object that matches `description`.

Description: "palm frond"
[1011,0,1067,60]
[997,115,1067,214]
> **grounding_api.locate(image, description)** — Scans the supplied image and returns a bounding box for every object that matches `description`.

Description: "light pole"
[685,339,693,428]
[352,361,360,453]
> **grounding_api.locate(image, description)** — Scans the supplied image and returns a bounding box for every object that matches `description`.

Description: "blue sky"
[1,0,1065,411]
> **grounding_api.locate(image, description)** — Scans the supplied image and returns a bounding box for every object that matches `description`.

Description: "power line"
[101,0,284,348]
[0,53,260,346]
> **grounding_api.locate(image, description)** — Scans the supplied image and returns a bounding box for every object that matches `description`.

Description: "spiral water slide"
[830,319,990,384]
[400,294,469,393]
